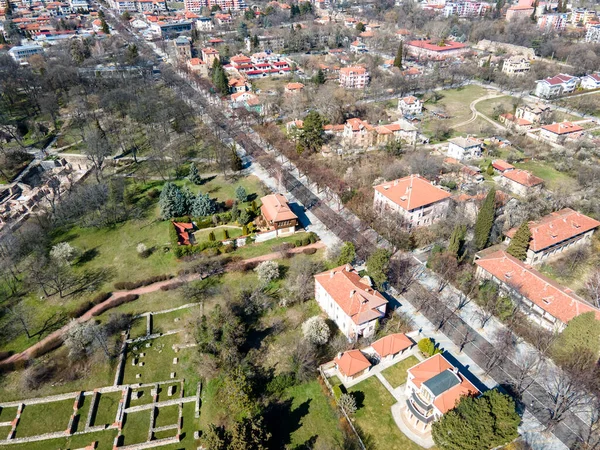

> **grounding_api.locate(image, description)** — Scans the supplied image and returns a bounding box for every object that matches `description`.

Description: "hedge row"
[114,274,174,290]
[91,294,139,317]
[160,281,185,291]
[174,240,222,258]
[68,292,113,319]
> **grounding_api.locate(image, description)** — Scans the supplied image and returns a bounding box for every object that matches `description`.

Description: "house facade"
[405,39,469,60]
[534,74,579,98]
[515,103,551,124]
[373,174,451,229]
[475,250,600,331]
[502,56,530,75]
[499,169,543,197]
[404,354,479,431]
[499,113,533,132]
[187,58,208,76]
[447,137,483,161]
[540,122,584,142]
[504,208,600,265]
[314,265,387,342]
[334,350,372,383]
[338,66,370,89]
[259,194,297,236]
[398,96,423,115]
[581,73,600,90]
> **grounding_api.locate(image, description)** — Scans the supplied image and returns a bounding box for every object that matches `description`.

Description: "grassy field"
[424,85,489,128]
[151,306,200,335]
[2,429,118,450]
[15,399,73,437]
[349,376,424,450]
[380,356,420,389]
[122,410,151,446]
[513,160,578,191]
[0,406,18,421]
[154,405,179,428]
[194,225,243,242]
[93,391,123,427]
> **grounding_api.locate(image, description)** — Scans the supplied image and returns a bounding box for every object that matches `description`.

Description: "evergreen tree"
[299,110,324,153]
[393,41,404,69]
[251,34,259,49]
[337,242,356,265]
[552,312,600,365]
[237,21,248,39]
[159,182,188,219]
[486,162,494,176]
[100,18,110,34]
[313,68,326,85]
[212,58,230,95]
[506,221,531,260]
[126,44,138,64]
[356,22,365,32]
[447,224,466,258]
[432,390,520,450]
[367,249,392,289]
[474,188,496,250]
[235,186,248,202]
[208,231,216,241]
[229,416,271,450]
[530,0,538,20]
[188,163,202,185]
[191,193,217,217]
[231,148,243,172]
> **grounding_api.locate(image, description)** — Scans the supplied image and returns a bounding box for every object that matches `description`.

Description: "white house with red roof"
[373,175,451,229]
[540,121,584,142]
[504,208,600,265]
[370,333,414,362]
[404,354,480,431]
[499,113,533,132]
[491,159,515,173]
[334,349,372,383]
[398,96,423,115]
[499,169,543,197]
[475,250,600,330]
[350,39,368,53]
[338,66,370,89]
[581,73,600,90]
[534,73,579,98]
[314,264,387,342]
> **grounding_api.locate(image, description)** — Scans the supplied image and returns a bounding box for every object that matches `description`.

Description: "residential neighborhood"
[2,0,600,447]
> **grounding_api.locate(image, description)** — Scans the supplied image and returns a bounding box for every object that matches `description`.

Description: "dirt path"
[0,242,324,369]
[453,93,505,129]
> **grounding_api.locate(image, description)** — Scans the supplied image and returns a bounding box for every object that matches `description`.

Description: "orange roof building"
[373,175,451,229]
[540,122,584,142]
[500,169,543,196]
[173,222,194,246]
[284,82,305,93]
[334,350,372,380]
[491,159,515,173]
[404,354,480,430]
[504,208,600,265]
[259,194,297,236]
[475,250,600,329]
[371,333,414,360]
[315,264,387,342]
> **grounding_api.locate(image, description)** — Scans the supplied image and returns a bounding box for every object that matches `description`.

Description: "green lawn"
[15,399,74,437]
[75,394,93,432]
[380,356,420,389]
[0,406,18,421]
[272,380,344,449]
[475,95,517,119]
[158,402,201,450]
[2,429,118,450]
[194,225,243,242]
[151,306,199,334]
[423,85,488,128]
[349,377,424,450]
[93,391,123,427]
[129,386,155,406]
[180,174,266,209]
[121,410,151,446]
[155,405,180,428]
[513,160,578,191]
[234,232,312,259]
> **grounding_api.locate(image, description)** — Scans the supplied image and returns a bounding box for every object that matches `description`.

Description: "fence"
[318,365,366,450]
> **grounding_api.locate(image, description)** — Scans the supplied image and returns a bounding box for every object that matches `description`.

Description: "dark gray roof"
[422,369,460,397]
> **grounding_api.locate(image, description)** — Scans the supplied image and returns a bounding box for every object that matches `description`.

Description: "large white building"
[502,56,530,76]
[534,74,579,98]
[338,66,370,89]
[314,265,387,342]
[586,25,600,43]
[8,44,44,62]
[373,174,451,229]
[447,137,483,161]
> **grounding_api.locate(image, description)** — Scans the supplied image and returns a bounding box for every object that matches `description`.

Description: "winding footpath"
[0,242,324,369]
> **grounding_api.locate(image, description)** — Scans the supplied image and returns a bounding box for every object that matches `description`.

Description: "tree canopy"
[474,188,496,250]
[552,311,600,366]
[432,390,520,450]
[367,249,391,289]
[299,110,324,153]
[506,221,531,260]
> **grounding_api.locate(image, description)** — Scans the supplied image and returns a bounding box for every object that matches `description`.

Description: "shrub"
[69,301,94,319]
[242,224,249,235]
[245,236,254,246]
[0,351,12,361]
[332,385,343,400]
[235,186,248,202]
[302,316,330,345]
[301,237,310,246]
[222,244,235,253]
[114,274,173,290]
[418,337,436,357]
[256,260,280,284]
[303,247,317,255]
[160,281,184,291]
[137,243,151,258]
[91,292,112,305]
[91,294,138,316]
[208,231,216,242]
[339,393,357,416]
[225,199,234,209]
[295,239,302,247]
[266,373,296,395]
[146,188,160,199]
[223,229,229,240]
[308,232,318,243]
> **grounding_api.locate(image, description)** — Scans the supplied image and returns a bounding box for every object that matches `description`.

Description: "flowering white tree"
[302,316,330,345]
[50,242,79,265]
[339,393,357,416]
[255,260,279,285]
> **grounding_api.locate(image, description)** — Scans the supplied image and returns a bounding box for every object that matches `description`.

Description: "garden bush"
[0,351,13,361]
[91,292,112,305]
[160,281,185,291]
[91,294,139,316]
[303,248,317,255]
[332,385,343,400]
[174,241,222,258]
[308,232,318,243]
[69,301,94,319]
[114,274,173,290]
[302,237,310,246]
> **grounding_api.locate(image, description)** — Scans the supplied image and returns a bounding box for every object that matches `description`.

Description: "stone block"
[139,353,145,357]
[131,358,137,366]
[170,372,176,379]
[168,385,175,397]
[145,343,151,348]
[172,357,178,365]
[136,374,142,379]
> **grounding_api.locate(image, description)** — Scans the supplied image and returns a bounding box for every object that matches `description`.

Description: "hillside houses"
[534,74,579,98]
[540,122,584,142]
[447,137,483,161]
[499,169,543,196]
[405,39,470,61]
[504,208,600,265]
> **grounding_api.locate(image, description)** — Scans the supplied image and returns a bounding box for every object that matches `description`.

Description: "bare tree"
[388,254,421,294]
[511,349,544,397]
[584,269,600,309]
[458,328,475,353]
[483,328,516,376]
[84,124,112,182]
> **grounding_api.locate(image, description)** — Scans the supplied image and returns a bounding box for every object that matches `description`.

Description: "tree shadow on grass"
[265,398,311,448]
[351,390,365,410]
[76,247,99,265]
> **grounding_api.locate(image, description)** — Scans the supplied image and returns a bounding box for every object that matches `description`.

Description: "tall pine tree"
[474,188,496,250]
[506,221,531,260]
[188,163,202,185]
[447,224,466,258]
[393,41,404,69]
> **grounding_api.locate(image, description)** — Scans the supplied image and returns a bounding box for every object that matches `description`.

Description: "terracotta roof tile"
[502,169,543,187]
[371,333,413,357]
[260,194,297,223]
[541,121,583,135]
[374,174,451,211]
[335,350,371,377]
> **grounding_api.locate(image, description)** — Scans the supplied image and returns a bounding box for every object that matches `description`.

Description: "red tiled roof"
[500,113,532,127]
[492,159,515,172]
[339,66,367,75]
[505,208,600,252]
[188,58,204,65]
[407,39,467,52]
[346,117,373,132]
[401,95,419,105]
[408,354,479,414]
[475,250,600,324]
[173,222,193,245]
[502,169,543,187]
[260,194,297,223]
[541,122,583,135]
[371,333,413,357]
[541,74,576,86]
[285,82,304,91]
[335,350,371,377]
[374,174,451,211]
[315,265,387,325]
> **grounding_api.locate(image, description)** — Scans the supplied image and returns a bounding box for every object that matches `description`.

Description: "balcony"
[406,399,435,424]
[411,391,432,410]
